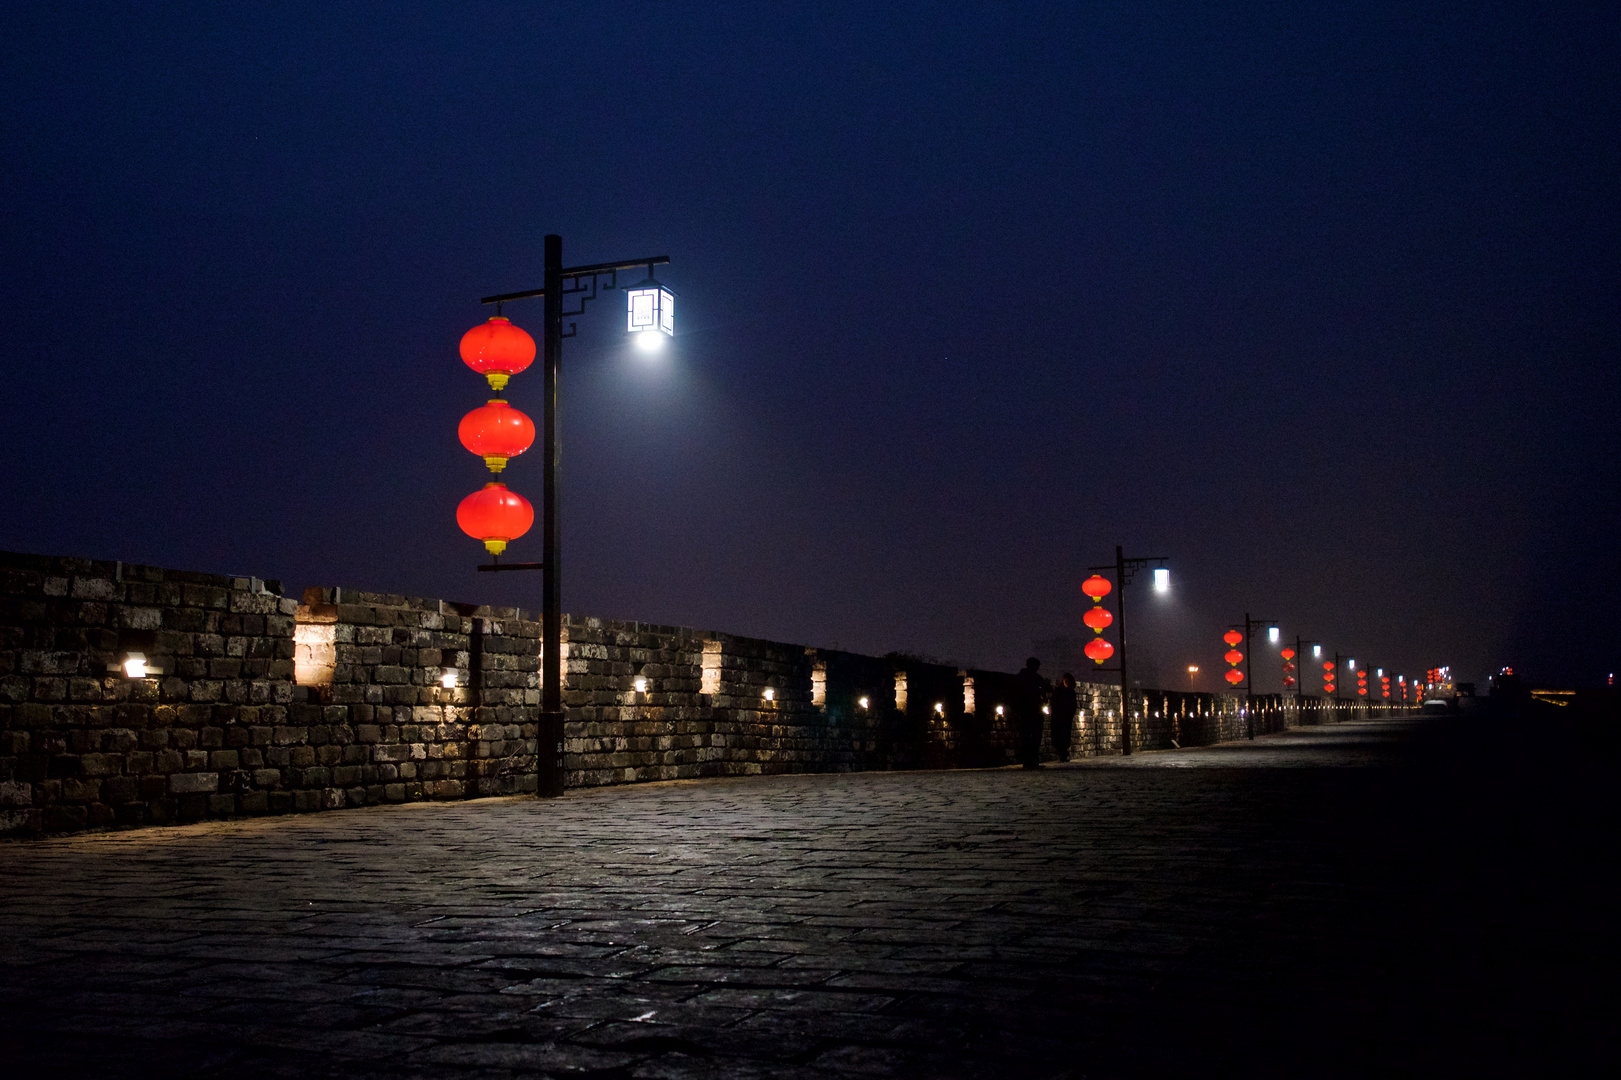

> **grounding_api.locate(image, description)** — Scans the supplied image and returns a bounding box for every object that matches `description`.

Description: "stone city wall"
[2,550,1377,837]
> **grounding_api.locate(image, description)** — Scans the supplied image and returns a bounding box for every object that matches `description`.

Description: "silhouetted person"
[1014,657,1049,768]
[1051,672,1077,761]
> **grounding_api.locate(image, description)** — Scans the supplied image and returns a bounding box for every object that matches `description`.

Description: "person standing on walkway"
[1050,672,1078,761]
[1014,657,1049,768]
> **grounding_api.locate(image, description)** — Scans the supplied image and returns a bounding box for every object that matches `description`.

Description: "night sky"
[3,3,1616,690]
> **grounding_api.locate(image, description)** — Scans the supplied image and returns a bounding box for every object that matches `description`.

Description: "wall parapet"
[2,550,1381,837]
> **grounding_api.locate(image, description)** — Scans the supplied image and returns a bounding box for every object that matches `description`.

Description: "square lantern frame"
[626,279,674,337]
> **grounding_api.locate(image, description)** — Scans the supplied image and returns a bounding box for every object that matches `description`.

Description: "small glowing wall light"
[763,687,775,702]
[995,704,1005,717]
[117,652,160,678]
[858,695,870,710]
[440,669,459,689]
[934,702,945,716]
[626,270,674,351]
[633,676,648,694]
[1152,567,1170,593]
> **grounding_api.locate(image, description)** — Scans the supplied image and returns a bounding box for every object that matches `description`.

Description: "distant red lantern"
[1082,575,1112,600]
[1224,649,1244,666]
[1223,630,1243,647]
[1357,687,1367,696]
[458,399,536,473]
[1323,661,1335,672]
[456,482,534,556]
[1084,638,1114,664]
[1083,607,1113,632]
[460,317,536,391]
[1280,648,1295,661]
[1224,669,1244,685]
[1324,683,1336,693]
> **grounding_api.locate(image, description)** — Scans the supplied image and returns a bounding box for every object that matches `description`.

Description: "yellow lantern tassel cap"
[485,371,511,392]
[482,538,508,556]
[484,454,508,473]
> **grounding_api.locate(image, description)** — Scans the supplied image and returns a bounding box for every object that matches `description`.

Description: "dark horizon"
[2,2,1616,690]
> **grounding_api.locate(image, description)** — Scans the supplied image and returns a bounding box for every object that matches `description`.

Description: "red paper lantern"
[460,317,536,391]
[1082,575,1112,600]
[456,482,534,556]
[1357,687,1367,696]
[1323,661,1336,671]
[1224,669,1244,685]
[1083,607,1113,632]
[1280,648,1296,660]
[458,399,536,473]
[1223,630,1243,647]
[1084,638,1114,664]
[1224,649,1244,666]
[1324,682,1336,693]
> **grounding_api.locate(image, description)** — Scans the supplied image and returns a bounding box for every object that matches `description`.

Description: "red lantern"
[1083,607,1113,632]
[1224,649,1244,666]
[1357,687,1367,696]
[460,317,536,391]
[456,482,534,556]
[1223,630,1243,647]
[1324,682,1336,693]
[458,400,536,473]
[1084,638,1114,664]
[1082,575,1112,600]
[1323,661,1335,671]
[1280,648,1295,661]
[1224,669,1244,685]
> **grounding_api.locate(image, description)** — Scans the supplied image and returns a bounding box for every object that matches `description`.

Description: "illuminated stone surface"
[0,719,1608,1077]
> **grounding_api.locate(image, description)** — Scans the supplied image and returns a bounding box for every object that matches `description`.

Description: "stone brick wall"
[0,553,536,837]
[2,549,1388,837]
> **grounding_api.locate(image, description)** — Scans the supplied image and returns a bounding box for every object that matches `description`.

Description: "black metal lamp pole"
[1296,635,1318,718]
[476,235,671,798]
[1089,545,1168,756]
[1229,613,1275,740]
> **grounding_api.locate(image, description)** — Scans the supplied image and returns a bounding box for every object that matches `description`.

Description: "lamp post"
[1293,635,1319,718]
[1085,545,1169,756]
[465,235,673,797]
[1228,613,1276,739]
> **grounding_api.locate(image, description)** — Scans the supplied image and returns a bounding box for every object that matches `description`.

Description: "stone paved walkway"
[1,719,1613,1078]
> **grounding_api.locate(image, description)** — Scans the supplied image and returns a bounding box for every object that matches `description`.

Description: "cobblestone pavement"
[1,719,1614,1079]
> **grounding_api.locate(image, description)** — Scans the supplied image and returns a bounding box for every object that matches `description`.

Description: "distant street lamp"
[460,235,673,797]
[1227,613,1276,739]
[1085,546,1169,755]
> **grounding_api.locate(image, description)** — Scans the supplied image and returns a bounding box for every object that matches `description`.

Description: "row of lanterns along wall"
[456,318,538,556]
[1222,630,1244,685]
[1081,575,1115,664]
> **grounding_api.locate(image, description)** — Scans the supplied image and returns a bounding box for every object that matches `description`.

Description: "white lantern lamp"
[625,268,674,352]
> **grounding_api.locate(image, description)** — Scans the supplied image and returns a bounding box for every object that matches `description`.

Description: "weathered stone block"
[169,772,219,794]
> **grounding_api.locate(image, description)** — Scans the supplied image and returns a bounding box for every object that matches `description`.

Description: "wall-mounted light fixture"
[858,695,870,710]
[110,652,162,678]
[440,669,458,689]
[933,702,944,716]
[633,676,648,694]
[995,704,1005,717]
[763,687,775,702]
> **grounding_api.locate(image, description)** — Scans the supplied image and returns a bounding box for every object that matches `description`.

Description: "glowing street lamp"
[625,270,675,352]
[1085,546,1170,755]
[470,237,675,797]
[1152,567,1170,593]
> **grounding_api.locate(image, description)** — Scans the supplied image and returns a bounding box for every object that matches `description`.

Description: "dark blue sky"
[3,2,1616,688]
